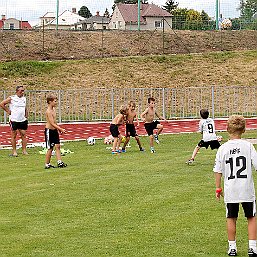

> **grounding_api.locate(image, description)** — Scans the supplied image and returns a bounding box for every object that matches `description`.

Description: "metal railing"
[0,86,257,124]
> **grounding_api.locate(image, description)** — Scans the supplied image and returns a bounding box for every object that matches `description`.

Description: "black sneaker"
[248,248,257,256]
[45,164,55,169]
[57,162,67,168]
[228,248,237,256]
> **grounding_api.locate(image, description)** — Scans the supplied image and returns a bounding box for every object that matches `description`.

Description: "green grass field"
[1,131,257,257]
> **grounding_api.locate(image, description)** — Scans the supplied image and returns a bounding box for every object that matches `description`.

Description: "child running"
[44,94,67,169]
[121,101,144,152]
[214,115,257,257]
[110,105,127,154]
[140,97,165,153]
[187,108,220,164]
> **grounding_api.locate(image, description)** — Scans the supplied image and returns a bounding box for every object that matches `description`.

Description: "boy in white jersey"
[214,115,257,257]
[187,109,220,164]
[0,85,28,156]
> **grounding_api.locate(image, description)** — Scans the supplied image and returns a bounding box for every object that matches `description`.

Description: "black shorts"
[45,128,60,149]
[198,140,220,150]
[126,124,138,137]
[110,124,120,138]
[144,120,160,136]
[10,120,28,131]
[226,201,256,218]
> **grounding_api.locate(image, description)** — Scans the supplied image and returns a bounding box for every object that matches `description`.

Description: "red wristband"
[216,188,222,193]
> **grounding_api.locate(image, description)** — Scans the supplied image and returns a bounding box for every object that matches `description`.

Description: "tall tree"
[163,0,179,14]
[239,0,257,20]
[78,6,92,18]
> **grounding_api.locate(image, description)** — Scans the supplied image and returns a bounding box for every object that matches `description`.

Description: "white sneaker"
[228,248,237,256]
[186,159,194,164]
[154,135,160,144]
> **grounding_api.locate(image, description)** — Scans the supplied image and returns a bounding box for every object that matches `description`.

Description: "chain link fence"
[1,86,257,124]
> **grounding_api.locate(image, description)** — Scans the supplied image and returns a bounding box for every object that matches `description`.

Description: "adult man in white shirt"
[0,86,28,156]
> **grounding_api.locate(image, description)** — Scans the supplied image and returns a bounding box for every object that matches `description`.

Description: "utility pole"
[138,0,141,31]
[56,0,59,31]
[215,0,220,30]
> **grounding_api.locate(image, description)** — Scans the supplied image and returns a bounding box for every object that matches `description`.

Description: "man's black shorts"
[10,120,28,131]
[144,120,160,136]
[198,140,220,150]
[110,124,120,138]
[45,128,60,149]
[126,124,138,137]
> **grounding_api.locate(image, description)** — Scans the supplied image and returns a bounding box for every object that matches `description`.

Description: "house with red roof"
[0,15,32,30]
[109,3,172,30]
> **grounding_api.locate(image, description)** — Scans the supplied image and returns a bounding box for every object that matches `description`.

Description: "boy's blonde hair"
[128,100,135,107]
[119,105,127,115]
[227,115,246,135]
[47,94,57,104]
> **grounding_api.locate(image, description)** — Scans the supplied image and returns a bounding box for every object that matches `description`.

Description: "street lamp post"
[215,0,220,30]
[138,0,140,31]
[56,0,59,31]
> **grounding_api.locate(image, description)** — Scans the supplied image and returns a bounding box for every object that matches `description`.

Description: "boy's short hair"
[148,97,155,103]
[128,100,135,107]
[119,105,127,115]
[200,109,209,119]
[47,94,57,104]
[227,115,246,135]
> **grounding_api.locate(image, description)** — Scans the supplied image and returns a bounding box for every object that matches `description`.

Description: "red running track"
[0,118,257,146]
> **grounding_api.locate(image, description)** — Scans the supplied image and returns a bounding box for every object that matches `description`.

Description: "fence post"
[58,90,62,123]
[111,89,114,119]
[162,88,166,118]
[3,90,7,124]
[211,86,215,119]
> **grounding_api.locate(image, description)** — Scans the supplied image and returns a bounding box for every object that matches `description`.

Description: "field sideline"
[1,130,257,257]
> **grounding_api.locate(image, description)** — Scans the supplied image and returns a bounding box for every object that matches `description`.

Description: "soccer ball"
[220,19,232,29]
[87,137,96,145]
[104,135,114,145]
[217,135,223,142]
[121,136,126,143]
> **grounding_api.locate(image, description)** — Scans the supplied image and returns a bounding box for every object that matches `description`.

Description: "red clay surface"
[1,118,257,146]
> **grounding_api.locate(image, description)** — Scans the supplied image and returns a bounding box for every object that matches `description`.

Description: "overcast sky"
[0,0,241,25]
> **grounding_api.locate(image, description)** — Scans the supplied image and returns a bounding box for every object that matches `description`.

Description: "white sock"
[228,240,237,250]
[249,240,257,251]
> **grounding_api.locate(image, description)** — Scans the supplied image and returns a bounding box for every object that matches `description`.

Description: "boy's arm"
[155,110,166,121]
[140,108,148,122]
[214,172,223,200]
[251,144,257,170]
[134,112,140,126]
[46,111,66,133]
[0,97,11,115]
[116,114,123,124]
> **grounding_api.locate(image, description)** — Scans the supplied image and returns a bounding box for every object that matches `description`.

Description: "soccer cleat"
[139,148,145,152]
[228,248,237,256]
[121,149,126,153]
[45,164,55,169]
[111,151,118,154]
[150,147,155,153]
[186,159,194,164]
[57,162,67,168]
[248,248,257,256]
[154,135,160,144]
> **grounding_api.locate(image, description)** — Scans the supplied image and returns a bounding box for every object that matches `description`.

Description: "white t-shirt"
[199,118,217,141]
[9,95,27,122]
[213,139,257,203]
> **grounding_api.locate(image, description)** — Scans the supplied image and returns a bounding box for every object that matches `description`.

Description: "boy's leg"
[248,217,257,255]
[191,145,200,160]
[112,137,119,153]
[135,136,144,151]
[55,144,67,167]
[227,218,237,256]
[156,123,164,135]
[45,149,55,169]
[122,137,130,152]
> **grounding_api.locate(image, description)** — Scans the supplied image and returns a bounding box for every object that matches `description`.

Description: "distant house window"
[118,21,122,28]
[155,21,163,28]
[9,23,14,30]
[116,12,118,18]
[113,22,116,29]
